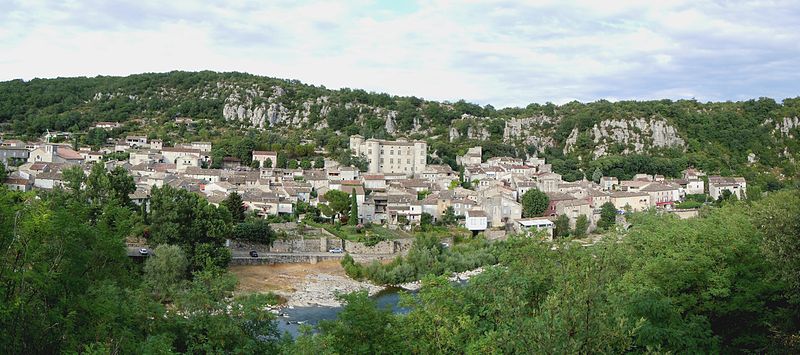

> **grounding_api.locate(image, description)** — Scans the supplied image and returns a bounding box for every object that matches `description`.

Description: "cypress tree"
[349,191,358,225]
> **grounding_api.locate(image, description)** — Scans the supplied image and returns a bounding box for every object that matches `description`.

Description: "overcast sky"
[1,0,798,107]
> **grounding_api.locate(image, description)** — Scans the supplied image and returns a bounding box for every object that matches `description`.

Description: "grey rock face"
[564,117,685,158]
[775,117,799,137]
[384,111,397,134]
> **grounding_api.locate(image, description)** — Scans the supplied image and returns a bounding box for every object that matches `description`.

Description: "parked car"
[440,242,450,248]
[328,248,343,253]
[139,248,149,255]
[249,250,259,258]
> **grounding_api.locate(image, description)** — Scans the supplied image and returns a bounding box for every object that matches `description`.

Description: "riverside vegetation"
[1,71,799,352]
[0,165,798,352]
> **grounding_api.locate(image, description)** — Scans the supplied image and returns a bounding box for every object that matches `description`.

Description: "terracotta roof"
[610,191,648,198]
[252,151,277,156]
[467,210,487,217]
[162,147,200,153]
[4,178,29,185]
[56,147,83,160]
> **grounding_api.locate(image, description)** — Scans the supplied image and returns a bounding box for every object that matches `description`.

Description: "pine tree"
[555,214,570,238]
[223,192,246,223]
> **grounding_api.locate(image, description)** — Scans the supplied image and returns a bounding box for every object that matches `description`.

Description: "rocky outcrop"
[774,117,800,137]
[223,86,291,128]
[384,111,397,134]
[468,126,490,140]
[564,117,685,158]
[563,128,580,155]
[502,116,557,149]
[449,127,461,142]
[503,116,557,140]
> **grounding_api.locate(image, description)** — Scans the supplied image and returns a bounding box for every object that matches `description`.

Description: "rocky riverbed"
[397,267,487,291]
[285,273,383,307]
[231,261,488,308]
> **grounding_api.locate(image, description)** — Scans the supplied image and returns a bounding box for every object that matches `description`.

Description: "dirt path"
[230,260,346,293]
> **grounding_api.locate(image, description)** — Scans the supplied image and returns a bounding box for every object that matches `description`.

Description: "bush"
[676,200,703,209]
[231,219,275,244]
[342,234,497,285]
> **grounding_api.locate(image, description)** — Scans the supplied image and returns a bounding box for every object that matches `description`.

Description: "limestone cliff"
[564,117,685,158]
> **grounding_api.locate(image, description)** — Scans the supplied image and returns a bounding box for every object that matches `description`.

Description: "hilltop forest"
[0,71,798,190]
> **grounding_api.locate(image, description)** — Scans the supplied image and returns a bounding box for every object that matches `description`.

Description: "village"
[1,131,748,244]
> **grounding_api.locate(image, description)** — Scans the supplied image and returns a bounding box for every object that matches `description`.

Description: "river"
[275,287,410,337]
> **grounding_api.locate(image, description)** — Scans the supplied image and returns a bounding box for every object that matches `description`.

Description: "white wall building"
[465,209,488,232]
[349,135,426,177]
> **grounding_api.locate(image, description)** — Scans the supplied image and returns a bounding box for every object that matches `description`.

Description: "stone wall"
[229,252,394,265]
[344,240,396,254]
[230,254,343,265]
[669,209,699,219]
[230,237,344,253]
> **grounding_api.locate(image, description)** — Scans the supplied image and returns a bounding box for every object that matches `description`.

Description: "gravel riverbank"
[231,262,487,308]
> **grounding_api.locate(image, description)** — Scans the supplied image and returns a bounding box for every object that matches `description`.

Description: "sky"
[1,0,799,107]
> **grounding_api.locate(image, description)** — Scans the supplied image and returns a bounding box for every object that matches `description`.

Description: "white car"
[328,248,343,253]
[139,248,149,255]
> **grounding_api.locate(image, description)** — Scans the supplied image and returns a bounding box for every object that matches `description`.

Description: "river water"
[275,287,411,337]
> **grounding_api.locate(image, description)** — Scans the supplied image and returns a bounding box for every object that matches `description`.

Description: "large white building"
[349,135,427,177]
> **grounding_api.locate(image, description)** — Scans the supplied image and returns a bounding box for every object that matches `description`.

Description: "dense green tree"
[276,153,286,169]
[222,191,246,223]
[61,165,86,192]
[555,214,570,238]
[420,212,433,228]
[144,244,188,301]
[573,214,589,237]
[592,167,603,183]
[750,190,800,304]
[314,156,325,169]
[0,161,6,181]
[300,158,312,170]
[148,185,233,271]
[317,292,402,354]
[231,219,275,245]
[598,202,617,230]
[521,189,549,217]
[440,206,457,226]
[108,166,136,205]
[323,189,351,220]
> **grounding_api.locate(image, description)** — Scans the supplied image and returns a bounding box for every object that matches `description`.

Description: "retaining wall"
[230,254,344,265]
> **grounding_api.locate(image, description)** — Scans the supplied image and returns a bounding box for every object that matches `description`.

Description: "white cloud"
[1,0,798,107]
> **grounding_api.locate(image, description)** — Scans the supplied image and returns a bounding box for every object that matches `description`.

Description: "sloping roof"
[467,209,487,217]
[252,151,277,156]
[546,192,576,202]
[56,147,83,160]
[610,191,649,198]
[641,183,679,192]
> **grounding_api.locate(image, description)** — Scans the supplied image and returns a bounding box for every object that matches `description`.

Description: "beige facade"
[457,146,482,166]
[350,135,427,177]
[610,191,650,212]
[252,151,278,168]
